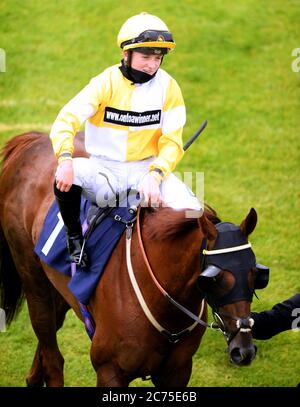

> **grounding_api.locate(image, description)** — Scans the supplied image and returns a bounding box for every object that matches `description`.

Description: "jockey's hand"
[55,160,74,192]
[139,171,163,207]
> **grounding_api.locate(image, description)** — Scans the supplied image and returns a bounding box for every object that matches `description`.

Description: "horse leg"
[90,335,130,387]
[152,356,193,387]
[151,328,206,387]
[26,343,44,387]
[94,362,131,387]
[6,235,66,387]
[26,292,70,387]
[26,286,67,386]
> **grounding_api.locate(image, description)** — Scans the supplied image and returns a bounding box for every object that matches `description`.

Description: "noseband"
[212,309,254,343]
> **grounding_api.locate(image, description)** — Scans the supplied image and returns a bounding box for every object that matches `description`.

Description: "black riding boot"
[54,183,89,268]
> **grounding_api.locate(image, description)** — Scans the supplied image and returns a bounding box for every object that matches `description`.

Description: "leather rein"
[124,206,212,343]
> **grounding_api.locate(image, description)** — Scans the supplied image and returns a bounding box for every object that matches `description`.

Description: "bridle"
[210,309,254,343]
[199,242,255,344]
[124,206,255,344]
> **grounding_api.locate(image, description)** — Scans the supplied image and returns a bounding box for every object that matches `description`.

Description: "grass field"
[0,0,299,387]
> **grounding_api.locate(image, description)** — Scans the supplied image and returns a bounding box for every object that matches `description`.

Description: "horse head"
[198,208,270,366]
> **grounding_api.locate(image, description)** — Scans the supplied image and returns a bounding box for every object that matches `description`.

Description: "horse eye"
[214,271,235,294]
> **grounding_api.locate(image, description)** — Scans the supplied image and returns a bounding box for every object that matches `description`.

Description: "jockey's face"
[124,50,163,75]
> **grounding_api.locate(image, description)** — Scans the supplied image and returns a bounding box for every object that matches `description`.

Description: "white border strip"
[203,243,251,255]
[41,213,64,256]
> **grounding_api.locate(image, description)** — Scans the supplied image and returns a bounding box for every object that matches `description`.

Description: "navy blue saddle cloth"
[34,192,139,304]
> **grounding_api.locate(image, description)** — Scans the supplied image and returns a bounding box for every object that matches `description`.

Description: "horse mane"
[204,203,221,225]
[0,132,45,172]
[143,204,221,241]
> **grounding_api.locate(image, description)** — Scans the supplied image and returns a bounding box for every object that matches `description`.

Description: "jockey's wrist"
[150,170,163,185]
[151,167,164,178]
[151,167,165,179]
[58,152,73,165]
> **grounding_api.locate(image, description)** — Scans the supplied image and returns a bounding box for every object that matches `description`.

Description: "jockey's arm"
[50,74,106,191]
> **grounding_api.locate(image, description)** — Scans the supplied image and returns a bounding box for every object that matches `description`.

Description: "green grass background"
[0,0,299,387]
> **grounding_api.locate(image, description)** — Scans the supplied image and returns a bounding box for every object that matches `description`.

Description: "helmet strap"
[125,50,132,68]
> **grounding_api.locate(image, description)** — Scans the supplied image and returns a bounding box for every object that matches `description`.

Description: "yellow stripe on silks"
[88,108,127,130]
[163,77,185,112]
[50,112,81,157]
[143,76,185,175]
[88,74,134,130]
[149,127,184,175]
[126,128,161,161]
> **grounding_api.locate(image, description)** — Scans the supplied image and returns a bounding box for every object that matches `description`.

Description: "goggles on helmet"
[121,30,175,51]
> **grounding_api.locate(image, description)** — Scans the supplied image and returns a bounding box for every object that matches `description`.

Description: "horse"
[0,132,264,387]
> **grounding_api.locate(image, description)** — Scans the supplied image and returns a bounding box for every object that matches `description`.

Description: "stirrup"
[70,250,89,269]
[67,236,89,269]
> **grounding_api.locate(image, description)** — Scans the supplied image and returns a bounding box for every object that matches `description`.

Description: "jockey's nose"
[146,56,161,71]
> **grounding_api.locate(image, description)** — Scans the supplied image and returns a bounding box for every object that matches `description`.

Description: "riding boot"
[54,183,89,268]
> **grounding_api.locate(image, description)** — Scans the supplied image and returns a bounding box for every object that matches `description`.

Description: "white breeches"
[73,156,201,210]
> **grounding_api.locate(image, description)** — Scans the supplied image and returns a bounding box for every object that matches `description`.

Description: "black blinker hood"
[206,222,256,305]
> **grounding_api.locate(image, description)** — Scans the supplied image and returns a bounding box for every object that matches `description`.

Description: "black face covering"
[206,222,256,306]
[119,59,157,84]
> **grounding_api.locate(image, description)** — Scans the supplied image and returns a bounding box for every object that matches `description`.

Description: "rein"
[125,206,213,343]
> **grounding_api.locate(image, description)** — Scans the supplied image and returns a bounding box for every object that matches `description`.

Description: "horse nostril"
[230,347,243,364]
[230,346,257,366]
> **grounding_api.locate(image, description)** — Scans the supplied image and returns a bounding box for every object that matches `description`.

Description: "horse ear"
[240,208,257,237]
[199,215,218,242]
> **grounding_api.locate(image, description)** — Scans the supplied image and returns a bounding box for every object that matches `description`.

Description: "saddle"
[34,189,141,304]
[85,189,140,239]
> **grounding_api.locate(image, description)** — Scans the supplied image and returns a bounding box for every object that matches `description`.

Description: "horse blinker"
[254,263,269,289]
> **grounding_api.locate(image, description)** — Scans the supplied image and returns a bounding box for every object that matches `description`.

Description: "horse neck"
[140,222,203,303]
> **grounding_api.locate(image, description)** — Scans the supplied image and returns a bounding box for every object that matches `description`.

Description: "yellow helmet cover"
[117,12,176,52]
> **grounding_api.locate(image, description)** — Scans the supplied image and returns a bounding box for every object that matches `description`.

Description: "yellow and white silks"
[50,64,200,210]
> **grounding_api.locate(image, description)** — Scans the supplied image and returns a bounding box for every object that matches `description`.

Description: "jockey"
[50,12,201,268]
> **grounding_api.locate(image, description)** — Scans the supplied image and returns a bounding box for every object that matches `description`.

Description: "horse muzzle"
[221,316,257,366]
[228,333,257,366]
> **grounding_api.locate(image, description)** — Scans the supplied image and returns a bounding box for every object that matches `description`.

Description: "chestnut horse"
[0,132,260,387]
